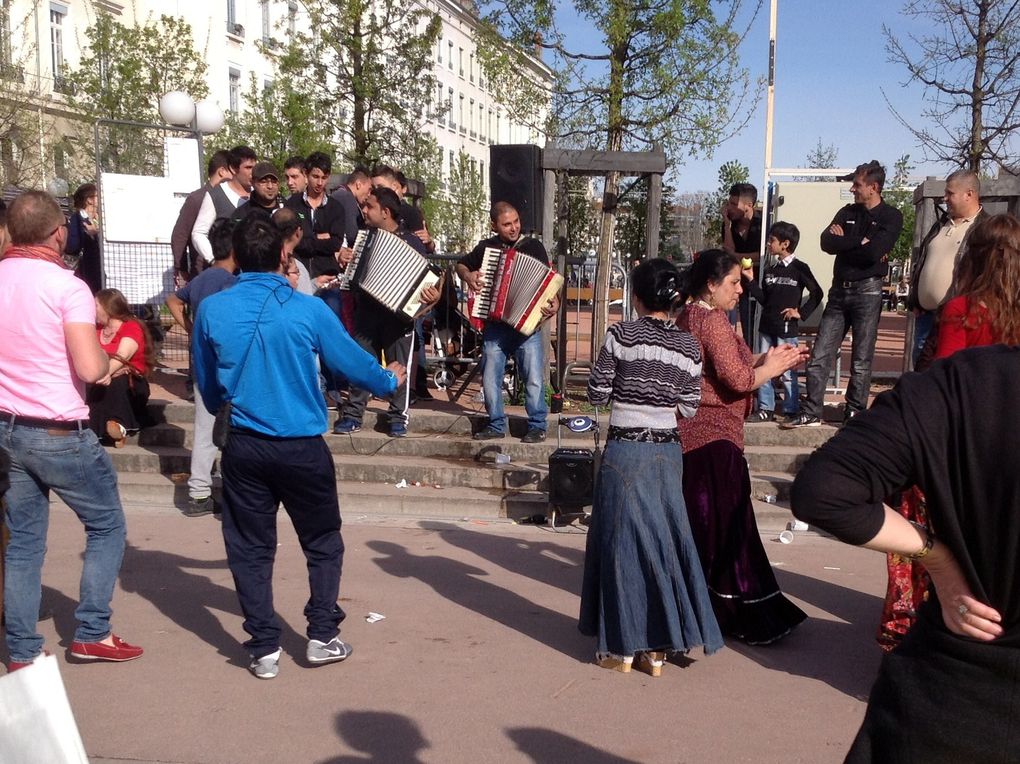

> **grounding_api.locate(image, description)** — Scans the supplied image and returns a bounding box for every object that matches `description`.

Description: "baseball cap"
[253,161,279,181]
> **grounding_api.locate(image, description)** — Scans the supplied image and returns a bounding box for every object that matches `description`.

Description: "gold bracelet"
[906,521,935,560]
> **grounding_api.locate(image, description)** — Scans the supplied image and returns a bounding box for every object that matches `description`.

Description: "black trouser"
[341,329,413,427]
[803,276,884,418]
[220,430,345,658]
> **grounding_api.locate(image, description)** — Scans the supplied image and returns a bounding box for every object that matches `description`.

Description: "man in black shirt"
[329,165,372,249]
[785,160,904,428]
[333,187,438,438]
[722,182,763,346]
[283,152,348,279]
[456,202,559,443]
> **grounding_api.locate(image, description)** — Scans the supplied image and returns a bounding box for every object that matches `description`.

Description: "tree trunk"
[351,14,368,163]
[591,21,628,361]
[969,3,988,173]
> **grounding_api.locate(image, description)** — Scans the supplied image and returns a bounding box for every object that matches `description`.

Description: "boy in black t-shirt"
[743,221,823,422]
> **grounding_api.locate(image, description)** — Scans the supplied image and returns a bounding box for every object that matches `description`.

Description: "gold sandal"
[634,651,665,678]
[595,652,633,673]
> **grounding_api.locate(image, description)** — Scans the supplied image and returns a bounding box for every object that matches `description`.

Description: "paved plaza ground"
[9,505,891,764]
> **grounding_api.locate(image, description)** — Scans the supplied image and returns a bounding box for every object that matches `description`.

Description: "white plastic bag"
[0,655,89,763]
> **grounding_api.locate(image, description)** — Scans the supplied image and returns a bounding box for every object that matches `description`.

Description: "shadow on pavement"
[317,710,429,763]
[431,522,585,596]
[506,727,642,763]
[118,543,304,668]
[728,568,883,700]
[367,540,590,662]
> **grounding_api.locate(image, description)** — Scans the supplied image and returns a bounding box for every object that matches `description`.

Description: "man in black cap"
[233,162,284,222]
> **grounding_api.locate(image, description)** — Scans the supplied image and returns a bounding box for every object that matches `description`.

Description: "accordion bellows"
[342,228,442,320]
[470,247,563,336]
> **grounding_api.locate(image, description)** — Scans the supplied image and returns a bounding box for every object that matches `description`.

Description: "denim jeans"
[912,310,935,368]
[803,277,884,418]
[756,333,800,415]
[481,322,547,433]
[1,422,126,662]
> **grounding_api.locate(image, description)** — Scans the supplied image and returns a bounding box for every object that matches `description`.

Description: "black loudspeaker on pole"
[489,144,544,234]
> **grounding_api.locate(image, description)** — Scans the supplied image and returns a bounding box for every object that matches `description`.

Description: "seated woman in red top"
[87,288,155,446]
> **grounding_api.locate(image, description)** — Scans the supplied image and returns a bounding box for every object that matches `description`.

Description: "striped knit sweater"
[587,316,703,428]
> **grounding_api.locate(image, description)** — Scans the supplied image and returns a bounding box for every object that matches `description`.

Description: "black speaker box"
[548,447,595,507]
[489,144,544,234]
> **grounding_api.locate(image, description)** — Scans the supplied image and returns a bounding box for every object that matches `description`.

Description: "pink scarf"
[1,244,69,268]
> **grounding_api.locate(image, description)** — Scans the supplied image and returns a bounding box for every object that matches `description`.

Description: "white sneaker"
[307,637,353,665]
[249,648,281,680]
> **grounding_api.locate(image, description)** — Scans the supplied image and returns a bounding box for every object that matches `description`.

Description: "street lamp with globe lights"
[159,91,225,180]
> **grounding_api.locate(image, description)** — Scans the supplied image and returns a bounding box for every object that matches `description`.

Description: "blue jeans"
[481,322,547,433]
[803,276,884,418]
[912,310,935,368]
[756,333,799,414]
[1,422,126,662]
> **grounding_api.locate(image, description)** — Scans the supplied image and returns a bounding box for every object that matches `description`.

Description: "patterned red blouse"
[676,303,756,453]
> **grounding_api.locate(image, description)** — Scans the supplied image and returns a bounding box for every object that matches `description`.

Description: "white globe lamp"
[158,91,196,126]
[194,100,225,135]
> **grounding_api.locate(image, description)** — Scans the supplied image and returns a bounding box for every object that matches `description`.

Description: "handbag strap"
[223,288,276,404]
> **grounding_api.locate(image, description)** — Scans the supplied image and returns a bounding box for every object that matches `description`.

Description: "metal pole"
[753,0,779,353]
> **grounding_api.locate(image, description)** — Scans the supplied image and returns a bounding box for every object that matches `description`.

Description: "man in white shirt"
[907,169,985,365]
[190,145,257,265]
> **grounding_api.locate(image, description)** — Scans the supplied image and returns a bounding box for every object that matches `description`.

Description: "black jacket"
[820,199,903,283]
[283,193,348,278]
[744,258,824,338]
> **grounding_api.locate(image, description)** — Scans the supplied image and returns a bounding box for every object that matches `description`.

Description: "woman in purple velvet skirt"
[677,249,808,644]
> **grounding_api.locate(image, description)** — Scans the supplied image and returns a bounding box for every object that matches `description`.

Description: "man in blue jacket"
[193,216,405,680]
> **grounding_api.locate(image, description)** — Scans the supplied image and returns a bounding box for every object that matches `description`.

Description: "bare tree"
[884,0,1020,173]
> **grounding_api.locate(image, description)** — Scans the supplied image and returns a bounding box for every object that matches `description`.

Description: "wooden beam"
[542,148,666,175]
[645,169,662,261]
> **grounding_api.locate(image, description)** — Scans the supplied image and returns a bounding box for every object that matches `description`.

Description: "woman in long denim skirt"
[579,259,723,677]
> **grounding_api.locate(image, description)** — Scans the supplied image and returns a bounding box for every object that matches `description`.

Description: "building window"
[288,1,297,36]
[447,41,453,70]
[227,0,236,30]
[54,142,67,180]
[458,47,463,76]
[261,0,271,42]
[437,37,442,63]
[480,160,485,185]
[49,7,65,79]
[496,113,501,144]
[228,68,241,113]
[458,94,464,133]
[469,52,474,83]
[447,87,454,129]
[448,150,455,178]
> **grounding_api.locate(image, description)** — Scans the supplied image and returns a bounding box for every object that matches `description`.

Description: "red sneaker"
[69,634,143,662]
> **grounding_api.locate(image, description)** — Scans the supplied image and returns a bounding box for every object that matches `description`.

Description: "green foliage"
[563,176,599,261]
[398,136,447,242]
[280,0,443,168]
[434,150,488,254]
[209,71,332,172]
[884,154,916,265]
[68,12,208,175]
[705,159,749,244]
[615,177,678,263]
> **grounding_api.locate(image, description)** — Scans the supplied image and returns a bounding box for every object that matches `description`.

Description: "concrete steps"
[107,401,836,519]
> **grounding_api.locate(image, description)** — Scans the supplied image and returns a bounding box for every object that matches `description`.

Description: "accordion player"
[469,246,563,336]
[340,228,442,320]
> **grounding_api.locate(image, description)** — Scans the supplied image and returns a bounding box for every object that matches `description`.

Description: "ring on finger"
[958,604,969,617]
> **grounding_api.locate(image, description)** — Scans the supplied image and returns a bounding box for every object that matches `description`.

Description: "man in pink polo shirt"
[0,191,143,671]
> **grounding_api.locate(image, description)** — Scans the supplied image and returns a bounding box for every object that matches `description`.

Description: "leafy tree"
[615,177,679,264]
[479,0,760,351]
[67,12,208,174]
[805,138,839,181]
[883,154,916,265]
[436,150,488,254]
[280,0,443,168]
[884,0,1020,173]
[210,72,332,171]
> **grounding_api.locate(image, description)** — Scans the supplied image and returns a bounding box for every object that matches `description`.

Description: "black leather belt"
[0,411,89,431]
[837,276,883,289]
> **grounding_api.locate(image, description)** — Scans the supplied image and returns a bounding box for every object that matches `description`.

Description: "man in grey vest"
[191,145,257,265]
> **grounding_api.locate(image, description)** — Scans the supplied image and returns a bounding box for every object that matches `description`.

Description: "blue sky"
[554,0,958,193]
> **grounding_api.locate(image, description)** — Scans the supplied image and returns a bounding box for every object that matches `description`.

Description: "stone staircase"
[105,402,837,522]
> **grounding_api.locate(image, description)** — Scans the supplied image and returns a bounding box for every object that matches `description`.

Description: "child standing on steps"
[743,222,823,423]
